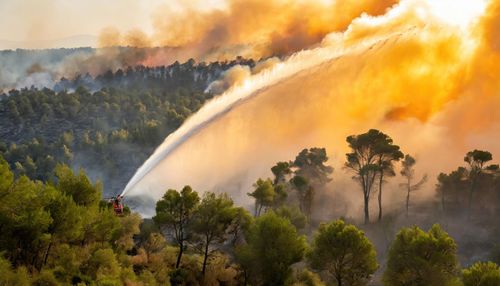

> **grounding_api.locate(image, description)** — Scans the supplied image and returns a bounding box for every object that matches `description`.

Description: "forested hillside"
[1,56,499,284]
[0,58,254,195]
[0,57,499,285]
[0,143,499,285]
[1,0,500,284]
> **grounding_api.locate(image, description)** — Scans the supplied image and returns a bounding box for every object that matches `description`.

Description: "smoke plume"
[123,0,500,219]
[205,57,281,94]
[1,0,399,91]
[100,0,398,60]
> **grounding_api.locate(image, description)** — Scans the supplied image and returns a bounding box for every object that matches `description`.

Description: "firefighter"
[112,195,124,215]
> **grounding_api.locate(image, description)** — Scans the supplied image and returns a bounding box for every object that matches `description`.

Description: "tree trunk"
[406,186,410,218]
[336,274,342,286]
[364,195,370,224]
[468,179,476,219]
[440,188,445,214]
[406,176,411,217]
[202,237,210,275]
[31,250,38,272]
[243,269,248,286]
[378,173,383,222]
[176,241,183,268]
[43,240,53,267]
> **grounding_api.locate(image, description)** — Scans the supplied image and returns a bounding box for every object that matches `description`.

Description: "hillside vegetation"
[0,140,499,285]
[0,57,499,286]
[0,58,254,194]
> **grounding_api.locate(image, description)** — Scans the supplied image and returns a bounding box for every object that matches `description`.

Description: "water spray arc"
[121,0,500,218]
[121,32,407,198]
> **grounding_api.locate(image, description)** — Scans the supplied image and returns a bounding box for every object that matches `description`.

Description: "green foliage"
[55,164,101,207]
[0,155,146,284]
[308,220,378,286]
[113,213,142,251]
[227,207,253,245]
[383,224,460,286]
[373,132,403,222]
[462,261,500,286]
[32,269,60,286]
[83,248,121,282]
[236,211,306,285]
[291,269,326,286]
[293,147,333,187]
[201,254,239,286]
[275,206,307,230]
[0,175,53,268]
[436,150,499,216]
[248,178,276,216]
[169,268,193,286]
[465,150,493,169]
[271,161,292,185]
[463,150,498,216]
[0,257,30,286]
[82,207,121,245]
[143,232,167,262]
[46,186,84,242]
[191,192,238,274]
[1,113,499,286]
[436,167,469,213]
[0,58,248,195]
[138,270,158,286]
[153,186,200,268]
[49,244,80,282]
[0,156,13,192]
[290,175,314,219]
[401,154,427,217]
[345,129,402,223]
[273,183,289,208]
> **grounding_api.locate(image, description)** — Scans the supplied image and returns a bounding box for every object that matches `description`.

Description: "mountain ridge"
[0,34,98,50]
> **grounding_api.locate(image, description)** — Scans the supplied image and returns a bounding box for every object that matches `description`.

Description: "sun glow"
[425,0,488,28]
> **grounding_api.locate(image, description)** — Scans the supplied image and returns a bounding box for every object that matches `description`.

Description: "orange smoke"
[123,0,500,219]
[98,0,399,63]
[439,0,500,140]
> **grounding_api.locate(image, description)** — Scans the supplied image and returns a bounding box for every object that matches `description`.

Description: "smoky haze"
[0,0,399,92]
[122,0,399,59]
[123,0,500,220]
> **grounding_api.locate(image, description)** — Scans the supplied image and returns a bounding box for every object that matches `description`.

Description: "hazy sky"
[0,0,223,46]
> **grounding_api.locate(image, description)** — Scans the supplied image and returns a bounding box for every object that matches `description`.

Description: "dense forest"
[1,58,499,285]
[0,58,254,195]
[1,48,257,91]
[0,139,499,285]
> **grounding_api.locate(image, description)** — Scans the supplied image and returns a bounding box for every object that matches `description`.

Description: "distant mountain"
[0,34,97,50]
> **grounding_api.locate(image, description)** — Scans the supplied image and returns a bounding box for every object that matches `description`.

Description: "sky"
[0,0,223,48]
